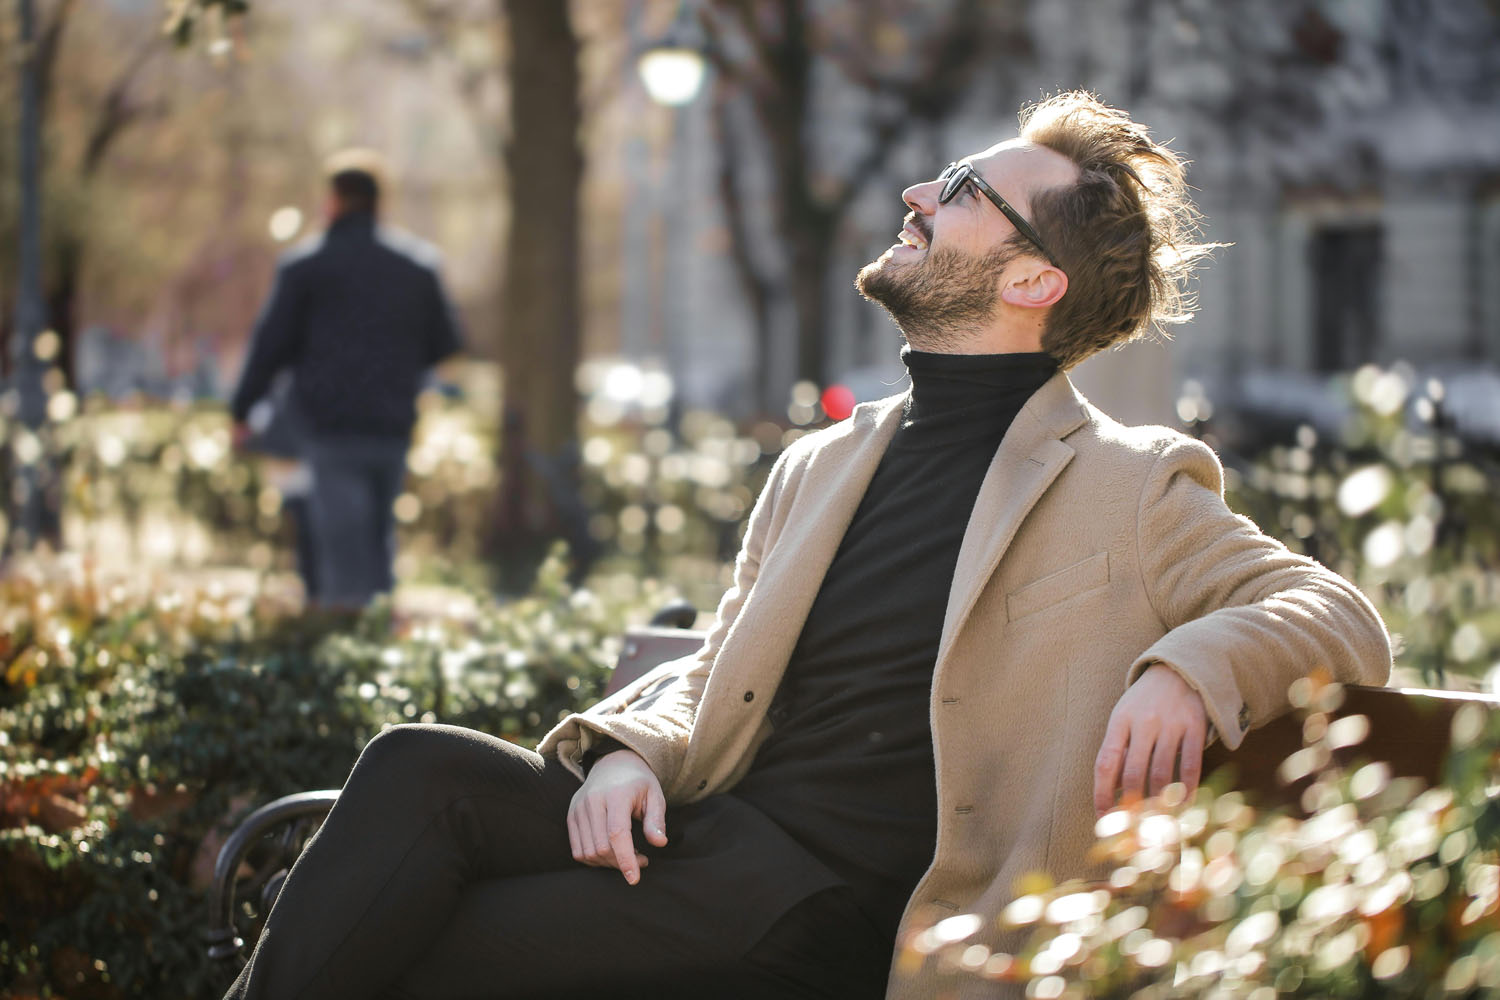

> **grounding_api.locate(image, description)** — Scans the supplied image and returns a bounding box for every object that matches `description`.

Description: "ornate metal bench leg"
[203,790,341,966]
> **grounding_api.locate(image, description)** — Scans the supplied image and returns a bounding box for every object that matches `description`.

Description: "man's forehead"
[964,138,1077,194]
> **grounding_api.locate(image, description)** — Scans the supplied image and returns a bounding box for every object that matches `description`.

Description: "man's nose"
[902,179,941,216]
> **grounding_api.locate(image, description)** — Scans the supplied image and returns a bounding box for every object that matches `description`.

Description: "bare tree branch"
[824,0,990,214]
[397,0,511,159]
[35,0,81,119]
[82,36,164,178]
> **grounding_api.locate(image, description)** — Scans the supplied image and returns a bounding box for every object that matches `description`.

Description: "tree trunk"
[44,236,80,388]
[489,0,588,588]
[789,209,836,387]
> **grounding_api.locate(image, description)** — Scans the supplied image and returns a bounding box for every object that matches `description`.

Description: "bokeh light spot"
[820,384,856,421]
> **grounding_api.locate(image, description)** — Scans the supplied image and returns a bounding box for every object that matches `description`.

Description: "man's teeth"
[898,230,928,249]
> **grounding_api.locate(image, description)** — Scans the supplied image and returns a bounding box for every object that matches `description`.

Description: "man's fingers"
[1148,727,1181,798]
[1118,722,1157,807]
[576,800,597,860]
[566,807,583,862]
[1094,721,1128,816]
[1178,718,1207,795]
[585,797,611,860]
[643,785,669,847]
[608,822,640,884]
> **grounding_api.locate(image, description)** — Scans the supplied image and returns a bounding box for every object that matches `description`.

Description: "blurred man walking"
[232,150,463,607]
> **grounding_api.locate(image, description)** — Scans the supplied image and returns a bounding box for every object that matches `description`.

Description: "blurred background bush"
[0,549,676,996]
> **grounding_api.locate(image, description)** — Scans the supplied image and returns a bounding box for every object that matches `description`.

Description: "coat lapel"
[937,373,1089,662]
[722,394,906,681]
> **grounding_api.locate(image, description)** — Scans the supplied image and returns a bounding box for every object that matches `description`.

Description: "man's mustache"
[904,212,933,246]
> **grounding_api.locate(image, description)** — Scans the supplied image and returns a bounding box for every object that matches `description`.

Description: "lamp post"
[636,2,706,426]
[8,0,51,550]
[637,2,707,108]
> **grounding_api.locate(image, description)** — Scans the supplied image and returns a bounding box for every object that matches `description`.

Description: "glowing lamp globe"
[638,47,706,107]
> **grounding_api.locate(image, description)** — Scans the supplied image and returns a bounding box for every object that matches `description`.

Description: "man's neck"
[329,208,377,234]
[902,323,1044,356]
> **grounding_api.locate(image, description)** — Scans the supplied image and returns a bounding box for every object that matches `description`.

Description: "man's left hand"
[1093,663,1208,816]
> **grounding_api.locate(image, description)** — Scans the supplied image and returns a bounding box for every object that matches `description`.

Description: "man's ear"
[999,263,1068,310]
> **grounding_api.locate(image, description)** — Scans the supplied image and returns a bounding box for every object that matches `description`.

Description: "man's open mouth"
[897,224,929,250]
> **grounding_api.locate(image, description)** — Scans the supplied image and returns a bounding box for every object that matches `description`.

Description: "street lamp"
[631,1,707,427]
[636,2,707,108]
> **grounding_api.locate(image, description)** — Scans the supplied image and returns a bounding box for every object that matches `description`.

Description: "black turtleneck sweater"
[730,348,1058,940]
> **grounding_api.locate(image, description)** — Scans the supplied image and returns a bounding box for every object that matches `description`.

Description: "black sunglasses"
[937,161,1059,268]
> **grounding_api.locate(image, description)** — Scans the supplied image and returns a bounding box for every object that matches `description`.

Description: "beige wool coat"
[540,371,1392,999]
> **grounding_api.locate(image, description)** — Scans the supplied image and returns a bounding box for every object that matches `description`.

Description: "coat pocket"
[1006,551,1110,623]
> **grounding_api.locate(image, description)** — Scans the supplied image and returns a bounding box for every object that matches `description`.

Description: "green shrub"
[0,549,675,999]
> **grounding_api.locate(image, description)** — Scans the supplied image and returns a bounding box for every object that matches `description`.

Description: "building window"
[1311,224,1383,371]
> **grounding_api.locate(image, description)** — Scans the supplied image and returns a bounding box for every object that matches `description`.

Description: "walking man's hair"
[323,148,387,215]
[1018,92,1219,370]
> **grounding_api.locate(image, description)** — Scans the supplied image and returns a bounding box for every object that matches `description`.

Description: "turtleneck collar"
[894,347,1058,448]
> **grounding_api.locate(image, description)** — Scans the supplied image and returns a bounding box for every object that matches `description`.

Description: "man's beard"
[856,242,1019,351]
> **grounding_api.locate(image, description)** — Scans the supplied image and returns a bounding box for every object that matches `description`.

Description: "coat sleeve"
[421,264,463,366]
[537,448,791,785]
[231,258,306,422]
[1125,436,1392,749]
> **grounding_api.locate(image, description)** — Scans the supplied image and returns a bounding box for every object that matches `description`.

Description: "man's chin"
[856,251,908,300]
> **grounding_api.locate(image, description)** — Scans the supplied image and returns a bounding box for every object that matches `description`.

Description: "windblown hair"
[1016,92,1219,370]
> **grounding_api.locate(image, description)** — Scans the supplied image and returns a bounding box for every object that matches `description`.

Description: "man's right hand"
[566,748,669,885]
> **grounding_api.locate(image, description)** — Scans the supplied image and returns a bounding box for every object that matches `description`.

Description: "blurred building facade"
[71,0,1500,448]
[632,0,1500,440]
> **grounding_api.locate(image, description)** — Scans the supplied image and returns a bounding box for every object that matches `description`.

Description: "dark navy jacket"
[230,211,463,439]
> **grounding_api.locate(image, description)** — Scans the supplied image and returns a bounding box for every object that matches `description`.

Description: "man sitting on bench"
[223,92,1390,1000]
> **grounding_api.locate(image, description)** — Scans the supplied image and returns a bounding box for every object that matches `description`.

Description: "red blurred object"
[820,384,856,421]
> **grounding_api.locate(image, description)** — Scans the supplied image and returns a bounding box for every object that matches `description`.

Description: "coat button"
[743,691,755,702]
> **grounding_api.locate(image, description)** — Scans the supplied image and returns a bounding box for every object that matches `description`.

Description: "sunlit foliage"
[3,370,791,609]
[0,549,675,997]
[909,675,1500,997]
[1222,364,1500,687]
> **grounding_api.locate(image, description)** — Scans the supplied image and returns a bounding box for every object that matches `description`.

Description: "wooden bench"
[203,617,1494,966]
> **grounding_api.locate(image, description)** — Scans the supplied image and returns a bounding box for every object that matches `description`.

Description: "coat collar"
[937,371,1090,660]
[712,374,1086,709]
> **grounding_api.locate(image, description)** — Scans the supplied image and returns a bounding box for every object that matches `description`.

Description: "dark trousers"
[222,725,890,1000]
[306,435,408,608]
[281,493,320,601]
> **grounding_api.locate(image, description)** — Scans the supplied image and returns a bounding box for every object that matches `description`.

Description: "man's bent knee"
[346,725,535,803]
